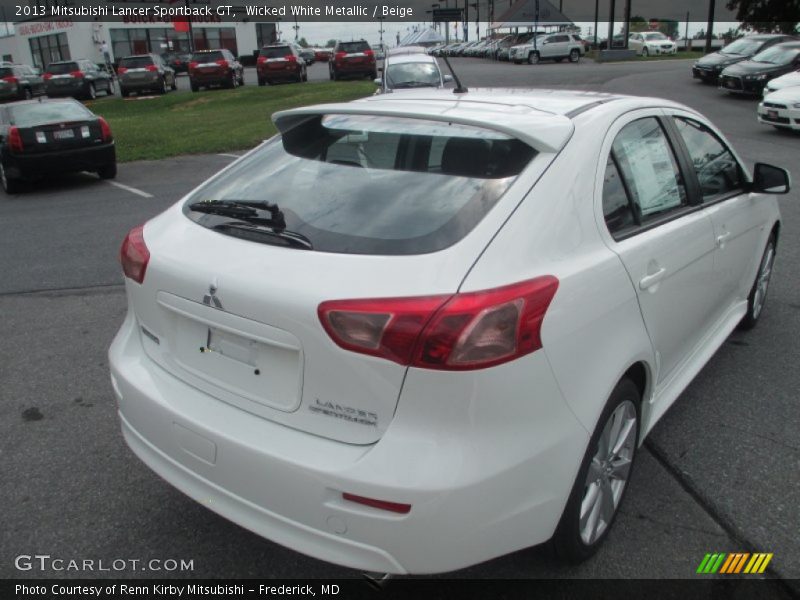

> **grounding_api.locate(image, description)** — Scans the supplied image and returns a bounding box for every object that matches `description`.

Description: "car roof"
[385,54,436,65]
[773,41,800,48]
[273,88,694,154]
[387,46,428,56]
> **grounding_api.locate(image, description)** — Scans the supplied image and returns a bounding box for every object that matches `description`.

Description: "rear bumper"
[190,72,230,86]
[6,143,115,178]
[109,307,588,574]
[120,75,162,91]
[44,81,87,97]
[257,65,302,80]
[332,63,375,76]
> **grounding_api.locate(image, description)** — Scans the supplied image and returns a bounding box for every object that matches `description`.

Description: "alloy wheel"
[752,242,775,320]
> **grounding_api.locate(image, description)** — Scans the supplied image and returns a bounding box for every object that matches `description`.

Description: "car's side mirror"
[443,74,453,83]
[752,163,791,194]
[373,78,382,85]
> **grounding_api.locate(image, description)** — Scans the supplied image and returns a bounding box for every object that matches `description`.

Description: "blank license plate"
[53,129,75,140]
[768,110,779,119]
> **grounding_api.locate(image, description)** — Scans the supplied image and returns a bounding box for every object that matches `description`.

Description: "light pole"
[293,16,299,42]
[470,2,480,40]
[705,0,716,54]
[378,17,385,46]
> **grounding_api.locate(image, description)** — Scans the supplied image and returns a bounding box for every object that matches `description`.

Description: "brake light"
[319,277,559,370]
[117,67,128,75]
[2,76,18,84]
[70,70,84,79]
[364,49,375,61]
[257,55,267,64]
[7,126,23,153]
[145,64,158,72]
[98,117,113,143]
[335,51,346,61]
[342,493,411,514]
[119,225,150,284]
[285,54,297,62]
[188,61,198,70]
[43,72,53,80]
[215,59,229,68]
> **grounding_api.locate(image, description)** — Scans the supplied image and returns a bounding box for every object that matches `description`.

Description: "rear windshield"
[119,56,154,68]
[8,102,94,127]
[192,51,224,62]
[338,41,370,53]
[261,46,292,58]
[184,115,536,255]
[0,67,13,77]
[46,62,79,74]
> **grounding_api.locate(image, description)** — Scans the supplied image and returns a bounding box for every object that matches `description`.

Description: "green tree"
[658,19,679,39]
[629,15,649,32]
[326,39,336,48]
[298,37,309,48]
[725,0,799,34]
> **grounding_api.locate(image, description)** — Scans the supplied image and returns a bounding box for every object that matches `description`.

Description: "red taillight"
[98,116,113,143]
[119,225,150,284]
[318,277,559,371]
[70,70,84,79]
[117,66,128,75]
[43,72,53,80]
[7,126,23,153]
[188,61,199,70]
[215,59,229,68]
[342,493,411,514]
[285,54,297,62]
[2,76,18,84]
[145,64,158,72]
[364,49,375,62]
[334,51,346,61]
[257,55,267,64]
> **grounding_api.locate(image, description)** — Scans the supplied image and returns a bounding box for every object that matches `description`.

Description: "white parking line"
[106,181,154,199]
[217,153,242,159]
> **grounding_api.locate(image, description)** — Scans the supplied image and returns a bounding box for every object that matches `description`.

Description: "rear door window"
[184,115,537,255]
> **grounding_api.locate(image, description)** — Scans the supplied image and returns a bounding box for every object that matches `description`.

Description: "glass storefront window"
[29,33,70,69]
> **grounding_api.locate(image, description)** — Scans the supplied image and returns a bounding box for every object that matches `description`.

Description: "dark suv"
[329,40,377,80]
[188,49,244,91]
[257,44,307,85]
[44,59,114,100]
[0,64,45,102]
[118,54,176,97]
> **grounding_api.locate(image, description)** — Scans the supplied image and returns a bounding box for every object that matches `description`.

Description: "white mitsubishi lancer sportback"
[109,89,789,574]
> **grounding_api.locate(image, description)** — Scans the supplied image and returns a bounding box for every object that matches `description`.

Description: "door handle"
[639,268,667,290]
[716,232,732,248]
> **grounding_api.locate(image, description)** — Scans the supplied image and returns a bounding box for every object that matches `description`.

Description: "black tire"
[642,47,649,57]
[107,79,114,95]
[552,378,640,563]
[171,78,178,91]
[528,51,540,65]
[569,49,580,63]
[97,163,117,180]
[87,82,96,100]
[190,81,199,92]
[238,72,245,86]
[120,87,129,98]
[0,161,20,194]
[330,68,337,81]
[23,87,33,100]
[739,233,777,330]
[159,77,168,95]
[302,68,308,82]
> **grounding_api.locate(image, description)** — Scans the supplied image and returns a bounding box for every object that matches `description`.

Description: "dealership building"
[0,17,280,68]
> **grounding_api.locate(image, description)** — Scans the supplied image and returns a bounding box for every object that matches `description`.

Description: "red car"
[256,44,307,85]
[188,49,244,91]
[329,40,377,80]
[314,48,331,62]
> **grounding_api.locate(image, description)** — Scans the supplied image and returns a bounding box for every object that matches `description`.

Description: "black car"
[0,65,46,102]
[719,41,800,95]
[0,98,116,193]
[161,52,192,74]
[693,34,797,83]
[44,59,114,100]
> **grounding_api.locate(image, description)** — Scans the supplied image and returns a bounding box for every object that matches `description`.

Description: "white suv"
[111,89,787,575]
[511,32,584,64]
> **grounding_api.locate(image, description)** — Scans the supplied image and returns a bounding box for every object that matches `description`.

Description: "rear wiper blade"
[189,199,286,229]
[214,221,313,250]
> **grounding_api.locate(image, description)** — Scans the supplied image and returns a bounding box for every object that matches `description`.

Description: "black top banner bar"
[2,0,741,23]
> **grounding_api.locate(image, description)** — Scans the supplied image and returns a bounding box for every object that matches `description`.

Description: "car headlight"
[746,74,769,81]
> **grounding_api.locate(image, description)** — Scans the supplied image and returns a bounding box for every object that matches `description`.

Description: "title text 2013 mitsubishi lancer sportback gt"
[110,89,789,574]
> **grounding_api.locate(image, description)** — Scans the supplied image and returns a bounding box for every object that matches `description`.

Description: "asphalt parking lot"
[1,57,798,588]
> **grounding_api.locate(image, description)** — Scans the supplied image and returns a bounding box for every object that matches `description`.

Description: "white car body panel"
[758,86,800,130]
[109,89,783,574]
[763,68,800,94]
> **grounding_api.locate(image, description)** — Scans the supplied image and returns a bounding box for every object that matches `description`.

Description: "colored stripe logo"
[696,552,773,574]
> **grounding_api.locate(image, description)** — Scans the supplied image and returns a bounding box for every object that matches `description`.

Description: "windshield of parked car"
[751,46,800,65]
[261,46,292,58]
[338,41,370,53]
[386,63,440,88]
[644,33,668,41]
[191,51,224,62]
[185,115,536,255]
[45,62,79,74]
[721,38,765,56]
[8,101,94,127]
[119,56,154,68]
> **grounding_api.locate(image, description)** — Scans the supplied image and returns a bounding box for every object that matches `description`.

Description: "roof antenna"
[441,55,468,94]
